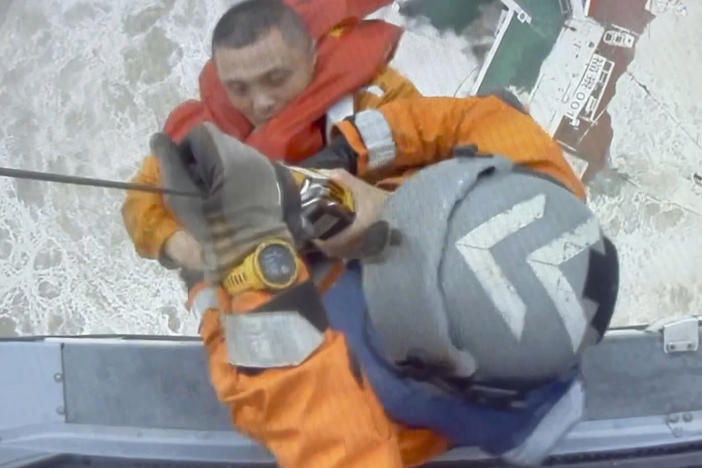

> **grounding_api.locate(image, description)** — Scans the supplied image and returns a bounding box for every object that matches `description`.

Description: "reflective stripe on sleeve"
[222,311,325,368]
[353,109,396,171]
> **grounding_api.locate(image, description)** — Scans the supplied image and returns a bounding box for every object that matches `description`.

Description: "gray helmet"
[361,155,618,386]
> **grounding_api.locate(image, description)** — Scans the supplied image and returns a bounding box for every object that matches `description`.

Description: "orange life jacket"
[163,0,401,163]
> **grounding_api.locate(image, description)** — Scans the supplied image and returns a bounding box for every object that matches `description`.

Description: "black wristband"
[252,280,329,333]
[300,135,358,174]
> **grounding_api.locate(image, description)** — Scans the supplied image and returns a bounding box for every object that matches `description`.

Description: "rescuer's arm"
[153,122,405,468]
[335,95,585,200]
[121,156,183,260]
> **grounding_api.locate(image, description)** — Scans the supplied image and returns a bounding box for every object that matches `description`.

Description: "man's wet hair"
[212,0,312,56]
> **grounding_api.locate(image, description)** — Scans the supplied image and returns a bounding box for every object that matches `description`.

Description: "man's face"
[214,28,315,127]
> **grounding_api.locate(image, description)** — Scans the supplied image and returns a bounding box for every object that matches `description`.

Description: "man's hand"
[163,230,205,271]
[314,169,389,259]
[153,122,294,283]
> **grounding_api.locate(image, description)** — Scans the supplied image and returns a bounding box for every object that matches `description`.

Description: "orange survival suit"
[189,95,585,468]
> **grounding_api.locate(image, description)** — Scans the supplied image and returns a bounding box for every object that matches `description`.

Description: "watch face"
[258,244,297,286]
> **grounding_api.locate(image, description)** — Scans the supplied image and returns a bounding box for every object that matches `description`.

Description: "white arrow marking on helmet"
[455,194,546,340]
[526,215,601,352]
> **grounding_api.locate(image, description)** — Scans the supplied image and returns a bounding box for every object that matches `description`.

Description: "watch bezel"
[253,240,299,290]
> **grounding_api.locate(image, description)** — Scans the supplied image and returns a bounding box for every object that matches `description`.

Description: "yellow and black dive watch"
[223,239,300,296]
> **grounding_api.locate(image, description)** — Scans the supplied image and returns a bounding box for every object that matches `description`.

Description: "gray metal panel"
[556,409,702,454]
[0,342,64,430]
[545,451,702,468]
[58,329,702,429]
[1,332,702,466]
[582,330,702,420]
[0,448,57,468]
[1,424,272,465]
[47,457,274,468]
[62,340,231,430]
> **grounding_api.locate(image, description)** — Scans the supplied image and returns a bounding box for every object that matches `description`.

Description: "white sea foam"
[0,0,233,336]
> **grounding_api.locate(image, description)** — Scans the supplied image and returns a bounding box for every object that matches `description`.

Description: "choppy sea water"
[0,0,234,336]
[0,0,700,336]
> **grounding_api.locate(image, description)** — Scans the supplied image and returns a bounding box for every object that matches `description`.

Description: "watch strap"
[223,240,300,296]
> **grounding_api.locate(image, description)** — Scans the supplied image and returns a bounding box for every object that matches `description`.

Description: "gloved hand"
[151,122,302,284]
[299,134,359,174]
[300,134,404,259]
[313,169,392,259]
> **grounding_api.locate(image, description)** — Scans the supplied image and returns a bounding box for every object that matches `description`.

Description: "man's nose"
[252,92,276,114]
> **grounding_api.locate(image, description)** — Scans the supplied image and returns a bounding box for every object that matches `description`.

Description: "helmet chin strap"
[0,166,201,198]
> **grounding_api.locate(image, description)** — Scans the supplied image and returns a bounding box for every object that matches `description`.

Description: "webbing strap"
[223,281,328,368]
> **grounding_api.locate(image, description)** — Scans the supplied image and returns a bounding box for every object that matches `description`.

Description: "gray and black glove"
[151,122,303,284]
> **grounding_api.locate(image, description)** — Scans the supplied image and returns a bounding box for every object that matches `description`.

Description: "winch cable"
[0,166,201,198]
